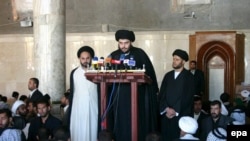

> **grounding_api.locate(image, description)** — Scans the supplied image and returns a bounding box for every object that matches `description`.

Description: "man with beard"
[68,46,98,141]
[28,98,62,141]
[200,100,234,140]
[189,60,205,97]
[159,49,195,141]
[193,96,208,138]
[28,77,43,103]
[11,100,29,138]
[60,91,70,127]
[0,109,26,141]
[108,29,159,141]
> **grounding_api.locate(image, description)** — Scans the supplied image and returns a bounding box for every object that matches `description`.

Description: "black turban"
[77,46,95,58]
[172,49,189,61]
[220,92,230,102]
[115,30,135,42]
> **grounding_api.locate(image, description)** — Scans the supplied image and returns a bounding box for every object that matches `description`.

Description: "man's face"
[17,104,27,116]
[27,102,36,113]
[118,39,131,53]
[194,100,202,114]
[190,62,196,70]
[79,52,92,69]
[0,113,10,128]
[210,104,221,119]
[60,96,68,107]
[37,103,50,118]
[172,55,184,69]
[28,79,36,91]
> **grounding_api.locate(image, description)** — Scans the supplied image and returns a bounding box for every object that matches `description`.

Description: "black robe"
[108,46,159,141]
[68,68,77,130]
[30,89,43,103]
[159,69,195,141]
[189,69,205,96]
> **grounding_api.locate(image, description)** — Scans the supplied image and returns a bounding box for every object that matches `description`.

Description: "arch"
[197,41,235,101]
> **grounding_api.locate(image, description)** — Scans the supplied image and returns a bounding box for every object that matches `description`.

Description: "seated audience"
[11,100,27,130]
[19,95,28,103]
[28,98,62,141]
[53,126,70,141]
[193,96,208,138]
[173,116,199,141]
[201,100,234,140]
[206,127,227,141]
[220,92,233,111]
[26,99,37,122]
[0,108,26,141]
[60,91,70,127]
[36,127,51,141]
[230,98,247,125]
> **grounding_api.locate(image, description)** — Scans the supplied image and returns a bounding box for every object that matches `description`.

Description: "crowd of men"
[1,29,249,141]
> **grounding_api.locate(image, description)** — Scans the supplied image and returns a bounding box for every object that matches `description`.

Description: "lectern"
[85,70,151,141]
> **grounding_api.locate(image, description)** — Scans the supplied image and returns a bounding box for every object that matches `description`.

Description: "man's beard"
[19,112,27,117]
[118,45,132,54]
[40,112,49,118]
[81,62,90,68]
[172,63,183,69]
[211,113,219,119]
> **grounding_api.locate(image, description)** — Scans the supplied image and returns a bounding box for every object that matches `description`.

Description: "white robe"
[70,67,98,141]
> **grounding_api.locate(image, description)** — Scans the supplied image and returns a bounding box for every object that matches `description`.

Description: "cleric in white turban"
[206,127,227,141]
[174,116,200,141]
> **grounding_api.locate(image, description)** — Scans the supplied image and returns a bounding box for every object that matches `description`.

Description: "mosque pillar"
[33,0,66,101]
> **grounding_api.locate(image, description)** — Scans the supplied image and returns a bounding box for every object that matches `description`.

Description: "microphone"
[119,54,125,61]
[123,59,129,70]
[92,56,98,70]
[105,55,112,70]
[128,55,136,70]
[119,54,125,69]
[111,57,121,77]
[98,57,104,70]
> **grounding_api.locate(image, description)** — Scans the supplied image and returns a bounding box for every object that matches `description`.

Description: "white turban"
[178,116,198,134]
[11,100,25,116]
[230,109,246,125]
[207,127,227,141]
[220,101,228,116]
[241,90,250,98]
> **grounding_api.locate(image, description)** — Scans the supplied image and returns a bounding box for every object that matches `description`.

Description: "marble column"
[33,0,65,101]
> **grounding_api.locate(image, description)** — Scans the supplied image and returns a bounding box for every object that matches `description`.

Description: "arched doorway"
[197,41,234,101]
[189,31,245,102]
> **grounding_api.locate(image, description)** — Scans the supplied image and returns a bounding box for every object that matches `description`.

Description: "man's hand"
[165,107,176,119]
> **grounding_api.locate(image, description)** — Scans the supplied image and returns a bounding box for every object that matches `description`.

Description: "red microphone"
[111,59,121,65]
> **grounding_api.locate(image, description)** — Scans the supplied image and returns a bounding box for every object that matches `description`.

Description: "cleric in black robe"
[159,49,195,141]
[107,29,159,141]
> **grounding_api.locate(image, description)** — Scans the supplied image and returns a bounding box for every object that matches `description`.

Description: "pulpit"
[85,70,152,141]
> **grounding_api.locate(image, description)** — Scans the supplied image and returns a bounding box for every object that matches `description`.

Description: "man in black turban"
[159,49,195,141]
[107,30,159,141]
[172,49,189,62]
[115,29,135,42]
[77,46,95,58]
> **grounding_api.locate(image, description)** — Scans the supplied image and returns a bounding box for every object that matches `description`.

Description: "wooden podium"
[85,70,151,141]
